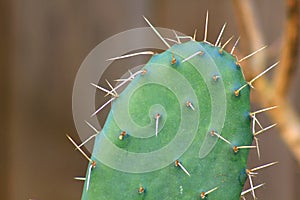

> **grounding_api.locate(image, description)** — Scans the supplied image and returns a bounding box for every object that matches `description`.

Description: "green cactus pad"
[81,40,252,200]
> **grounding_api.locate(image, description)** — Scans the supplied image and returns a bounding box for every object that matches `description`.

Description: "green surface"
[82,41,252,200]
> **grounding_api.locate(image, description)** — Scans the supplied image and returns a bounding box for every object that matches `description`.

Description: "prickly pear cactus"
[70,16,278,200]
[81,37,254,199]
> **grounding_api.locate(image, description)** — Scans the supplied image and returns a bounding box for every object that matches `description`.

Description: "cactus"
[70,15,278,200]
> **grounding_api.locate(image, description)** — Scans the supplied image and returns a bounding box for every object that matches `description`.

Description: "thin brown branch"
[232,0,266,75]
[252,84,300,166]
[232,0,300,166]
[252,0,300,166]
[274,0,299,97]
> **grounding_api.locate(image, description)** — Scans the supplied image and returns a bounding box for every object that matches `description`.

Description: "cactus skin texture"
[81,39,252,200]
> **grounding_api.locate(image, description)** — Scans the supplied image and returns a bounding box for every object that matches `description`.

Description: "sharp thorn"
[74,177,86,181]
[91,97,115,117]
[77,134,97,149]
[128,70,133,76]
[247,173,256,199]
[241,183,265,196]
[172,30,181,43]
[106,51,154,61]
[249,62,279,86]
[254,137,261,159]
[86,164,93,191]
[252,115,264,130]
[204,11,209,42]
[175,160,191,176]
[77,122,99,149]
[90,83,117,97]
[193,29,197,41]
[215,23,227,46]
[234,83,248,96]
[85,121,99,133]
[114,78,130,82]
[238,46,267,63]
[250,161,278,172]
[220,36,234,50]
[155,114,160,137]
[181,50,203,63]
[236,145,257,149]
[205,187,218,195]
[66,134,93,163]
[177,35,193,41]
[211,130,232,145]
[186,101,195,110]
[105,79,118,96]
[164,37,180,44]
[254,123,277,136]
[143,16,170,48]
[233,145,256,153]
[201,187,218,199]
[250,106,278,116]
[110,70,145,94]
[230,36,240,54]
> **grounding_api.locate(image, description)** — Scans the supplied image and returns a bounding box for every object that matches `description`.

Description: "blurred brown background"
[0,0,299,199]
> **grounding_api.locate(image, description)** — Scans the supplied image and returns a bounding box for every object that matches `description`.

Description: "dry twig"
[232,0,300,165]
[232,0,266,75]
[274,0,299,97]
